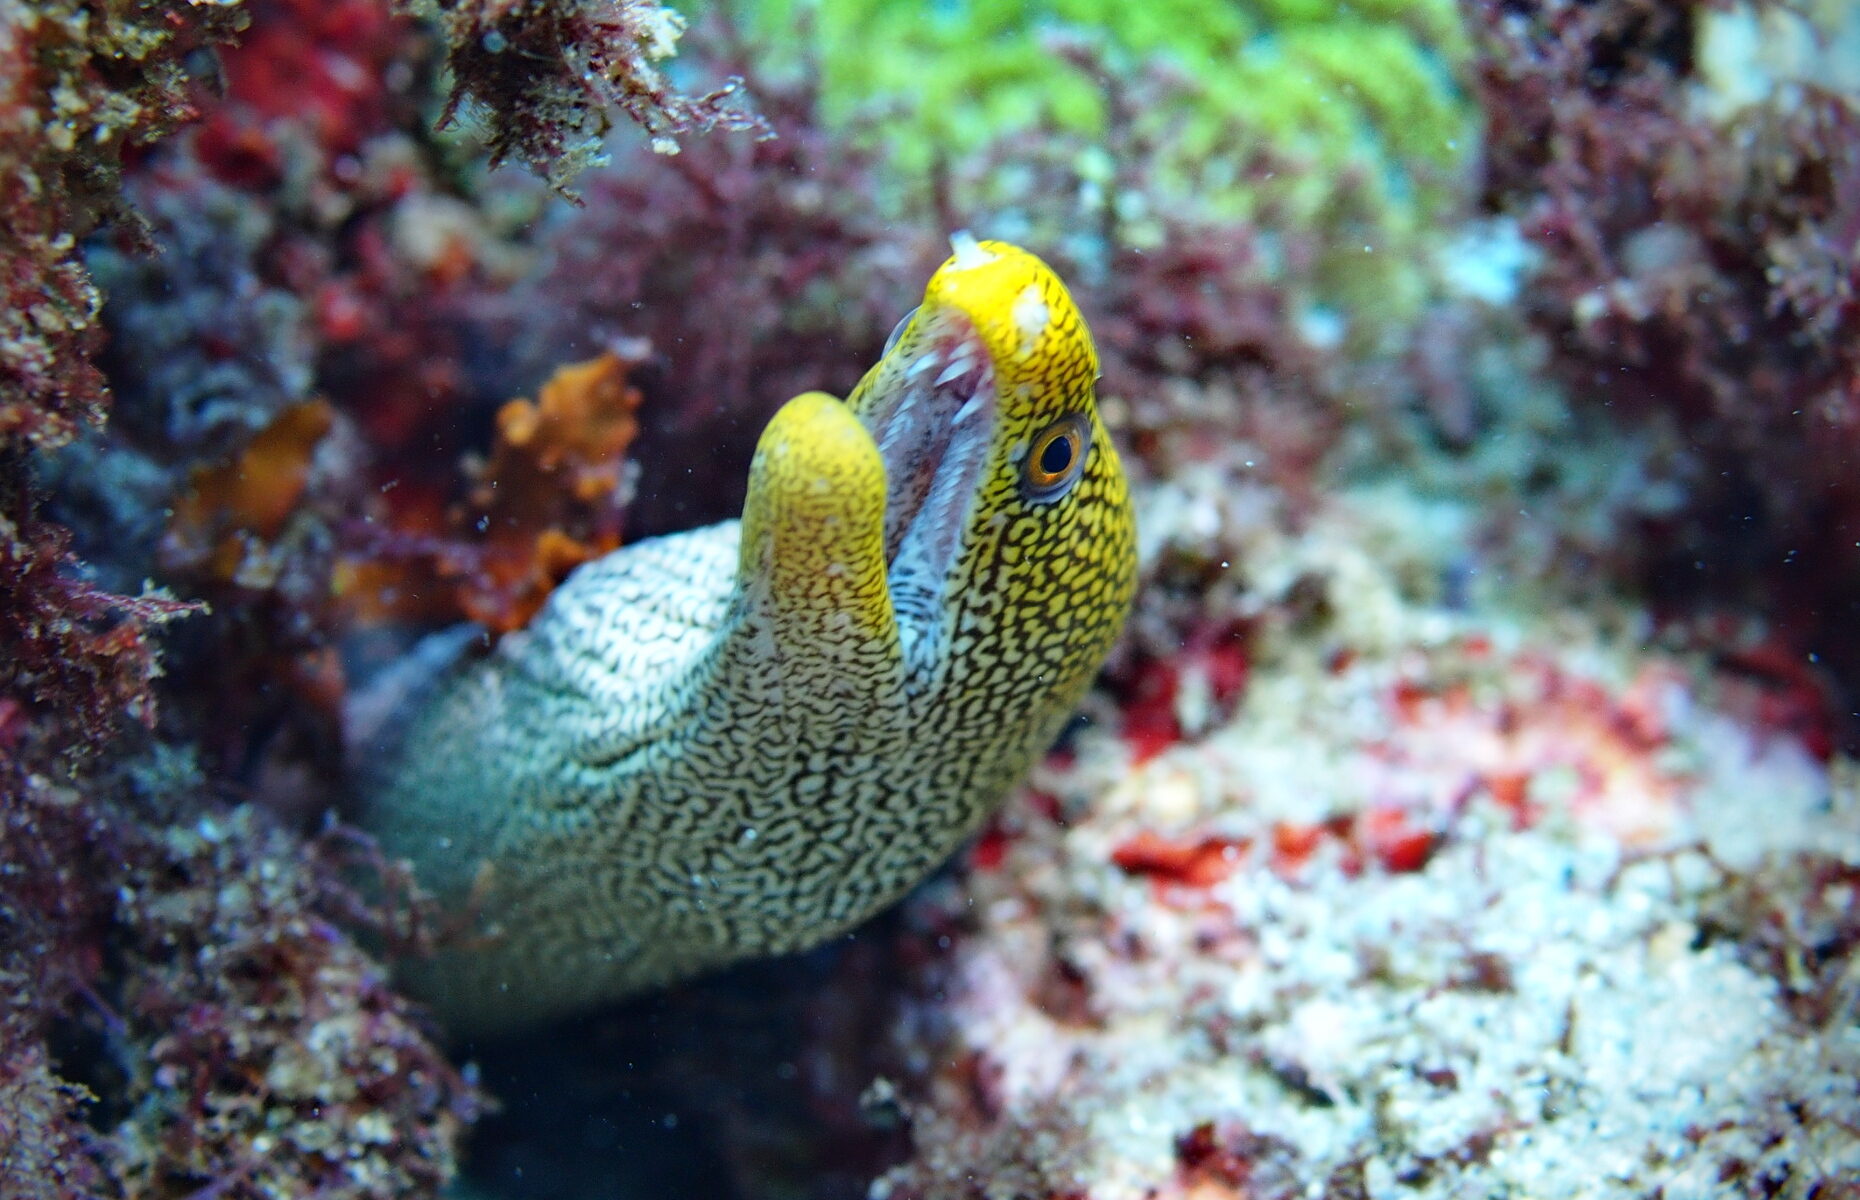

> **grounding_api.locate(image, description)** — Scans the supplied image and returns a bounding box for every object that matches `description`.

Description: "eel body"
[357,238,1137,1032]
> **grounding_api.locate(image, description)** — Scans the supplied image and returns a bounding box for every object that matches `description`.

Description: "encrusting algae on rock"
[356,238,1137,1032]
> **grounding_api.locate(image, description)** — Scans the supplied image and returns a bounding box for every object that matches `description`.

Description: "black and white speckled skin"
[359,242,1137,1032]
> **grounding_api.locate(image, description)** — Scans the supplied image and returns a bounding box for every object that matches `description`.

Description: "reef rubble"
[859,472,1860,1199]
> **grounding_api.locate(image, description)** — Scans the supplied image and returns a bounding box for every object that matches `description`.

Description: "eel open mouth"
[857,309,998,643]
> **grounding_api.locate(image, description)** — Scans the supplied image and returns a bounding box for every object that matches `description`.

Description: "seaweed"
[1465,0,1860,736]
[416,0,769,193]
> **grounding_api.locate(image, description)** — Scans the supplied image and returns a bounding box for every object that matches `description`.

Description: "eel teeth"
[907,351,941,379]
[952,393,985,425]
[934,356,974,387]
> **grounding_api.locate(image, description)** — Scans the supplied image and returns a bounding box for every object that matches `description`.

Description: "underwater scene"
[3,0,1859,1197]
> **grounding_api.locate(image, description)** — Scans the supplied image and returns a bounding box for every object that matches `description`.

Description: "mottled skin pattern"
[359,242,1136,1033]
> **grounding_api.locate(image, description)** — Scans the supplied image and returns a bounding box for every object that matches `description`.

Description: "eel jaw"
[857,310,998,661]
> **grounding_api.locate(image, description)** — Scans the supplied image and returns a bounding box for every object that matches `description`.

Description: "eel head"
[738,235,1137,700]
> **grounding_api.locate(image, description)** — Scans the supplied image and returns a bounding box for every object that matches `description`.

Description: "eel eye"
[883,306,920,357]
[1022,413,1090,503]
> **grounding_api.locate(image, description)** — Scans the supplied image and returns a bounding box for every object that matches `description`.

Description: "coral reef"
[106,805,480,1197]
[517,449,1859,1199]
[0,0,249,451]
[2,0,782,1194]
[6,0,755,758]
[521,10,1858,1193]
[74,0,643,772]
[0,0,247,761]
[0,475,199,748]
[4,0,1857,1196]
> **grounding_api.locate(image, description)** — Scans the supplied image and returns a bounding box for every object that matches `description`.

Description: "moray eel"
[357,237,1136,1033]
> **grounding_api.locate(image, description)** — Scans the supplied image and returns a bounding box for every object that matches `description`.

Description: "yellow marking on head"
[916,240,1099,412]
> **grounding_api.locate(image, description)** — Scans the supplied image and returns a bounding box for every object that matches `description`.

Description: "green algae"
[733,0,1475,320]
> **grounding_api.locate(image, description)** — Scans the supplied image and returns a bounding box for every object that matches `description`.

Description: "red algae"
[0,0,250,453]
[420,0,767,194]
[0,480,201,745]
[0,0,246,761]
[1467,0,1860,742]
